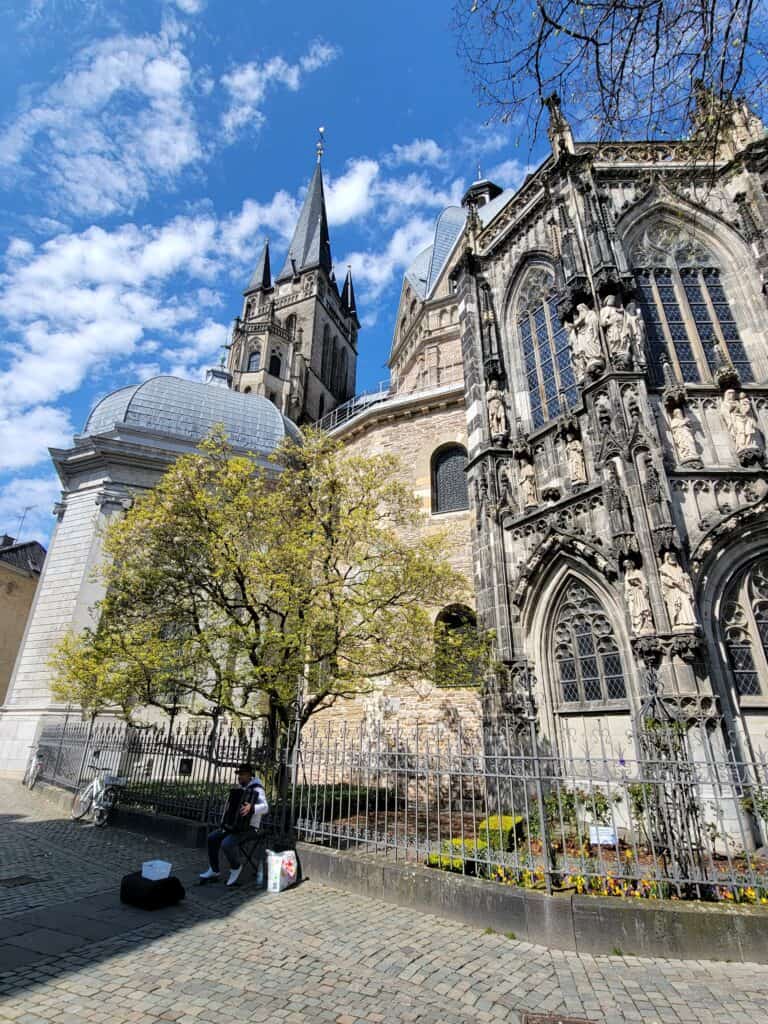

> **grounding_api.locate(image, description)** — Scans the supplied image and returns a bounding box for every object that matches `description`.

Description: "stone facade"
[227,160,359,425]
[450,94,768,762]
[0,552,42,707]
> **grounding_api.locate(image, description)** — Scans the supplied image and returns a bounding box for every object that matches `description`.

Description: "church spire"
[245,239,272,294]
[341,265,359,327]
[276,160,332,282]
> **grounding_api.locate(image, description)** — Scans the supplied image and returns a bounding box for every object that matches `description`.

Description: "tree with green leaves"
[51,429,489,747]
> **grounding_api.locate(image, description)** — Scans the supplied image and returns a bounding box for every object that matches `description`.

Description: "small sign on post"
[589,824,618,847]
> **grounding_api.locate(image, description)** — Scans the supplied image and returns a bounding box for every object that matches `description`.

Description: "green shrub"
[477,814,525,850]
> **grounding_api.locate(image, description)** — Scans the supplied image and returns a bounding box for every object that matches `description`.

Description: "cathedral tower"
[227,142,359,424]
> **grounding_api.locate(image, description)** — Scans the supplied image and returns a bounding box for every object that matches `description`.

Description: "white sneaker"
[226,866,243,887]
[199,867,219,880]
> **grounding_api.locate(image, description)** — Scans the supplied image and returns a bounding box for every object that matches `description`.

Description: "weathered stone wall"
[0,563,38,707]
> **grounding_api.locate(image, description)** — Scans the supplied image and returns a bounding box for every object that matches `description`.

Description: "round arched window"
[431,445,469,514]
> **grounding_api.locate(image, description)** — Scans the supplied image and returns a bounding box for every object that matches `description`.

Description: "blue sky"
[0,0,544,543]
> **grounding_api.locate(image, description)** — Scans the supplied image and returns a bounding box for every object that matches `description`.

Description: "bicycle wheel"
[27,761,42,790]
[71,783,94,820]
[93,787,117,828]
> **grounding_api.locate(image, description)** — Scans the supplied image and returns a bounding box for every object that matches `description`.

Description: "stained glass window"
[432,445,469,514]
[247,348,261,372]
[553,582,627,705]
[631,224,753,385]
[516,268,577,430]
[722,559,768,698]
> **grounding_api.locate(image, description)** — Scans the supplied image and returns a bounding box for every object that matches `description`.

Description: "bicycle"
[71,753,128,827]
[22,745,44,789]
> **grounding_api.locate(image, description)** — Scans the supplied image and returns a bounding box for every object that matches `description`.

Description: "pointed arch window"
[722,557,768,698]
[285,314,297,339]
[553,581,627,705]
[338,348,349,400]
[631,222,752,385]
[514,265,577,430]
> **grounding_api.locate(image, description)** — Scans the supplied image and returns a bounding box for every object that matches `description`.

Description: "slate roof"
[0,540,46,575]
[276,162,332,282]
[245,239,272,294]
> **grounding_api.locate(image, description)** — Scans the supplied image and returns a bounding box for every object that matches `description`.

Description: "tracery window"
[631,222,752,385]
[247,348,261,372]
[515,266,577,430]
[431,445,469,514]
[553,581,627,706]
[722,558,768,698]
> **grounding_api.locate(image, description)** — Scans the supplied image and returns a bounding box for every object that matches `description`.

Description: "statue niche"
[568,302,605,382]
[486,378,510,445]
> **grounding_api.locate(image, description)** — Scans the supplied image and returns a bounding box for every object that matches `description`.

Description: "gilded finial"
[316,125,325,163]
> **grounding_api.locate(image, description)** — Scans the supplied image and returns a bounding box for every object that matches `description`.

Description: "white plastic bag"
[142,859,172,880]
[266,850,298,892]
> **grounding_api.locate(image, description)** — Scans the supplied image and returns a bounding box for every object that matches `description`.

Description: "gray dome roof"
[83,376,301,454]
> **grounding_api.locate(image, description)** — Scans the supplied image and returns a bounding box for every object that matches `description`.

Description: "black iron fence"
[32,714,768,904]
[35,717,272,826]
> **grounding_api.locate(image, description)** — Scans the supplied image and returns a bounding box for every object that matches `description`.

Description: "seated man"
[199,763,269,887]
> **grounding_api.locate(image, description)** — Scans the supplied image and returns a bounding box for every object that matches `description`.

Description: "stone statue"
[623,301,647,366]
[486,379,509,441]
[519,460,538,508]
[568,302,604,381]
[669,407,698,464]
[600,295,632,368]
[498,459,516,506]
[604,461,632,535]
[659,551,698,631]
[642,455,663,510]
[623,558,655,636]
[565,432,587,485]
[721,389,763,460]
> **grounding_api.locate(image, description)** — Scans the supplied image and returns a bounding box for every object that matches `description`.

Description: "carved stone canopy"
[510,525,619,609]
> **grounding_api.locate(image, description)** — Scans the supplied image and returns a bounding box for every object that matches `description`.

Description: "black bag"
[120,871,185,910]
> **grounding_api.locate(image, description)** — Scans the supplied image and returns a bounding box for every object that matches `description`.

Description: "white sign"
[589,825,617,847]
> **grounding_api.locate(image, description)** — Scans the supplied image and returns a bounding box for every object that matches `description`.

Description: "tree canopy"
[454,0,767,157]
[51,429,488,743]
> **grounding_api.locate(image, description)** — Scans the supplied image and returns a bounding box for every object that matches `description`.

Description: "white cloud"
[0,406,73,471]
[0,474,61,544]
[343,216,435,299]
[220,41,339,142]
[326,159,379,226]
[220,192,300,256]
[375,173,465,221]
[173,0,204,12]
[388,138,447,168]
[487,158,530,189]
[164,319,229,379]
[0,28,202,217]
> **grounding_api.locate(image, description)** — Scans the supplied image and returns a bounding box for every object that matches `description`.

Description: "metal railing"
[35,718,271,827]
[317,364,465,434]
[31,714,768,903]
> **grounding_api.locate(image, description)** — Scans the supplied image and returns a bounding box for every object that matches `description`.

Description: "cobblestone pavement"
[1,780,768,1024]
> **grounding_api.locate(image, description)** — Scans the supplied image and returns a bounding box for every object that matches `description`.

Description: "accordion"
[221,786,250,831]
